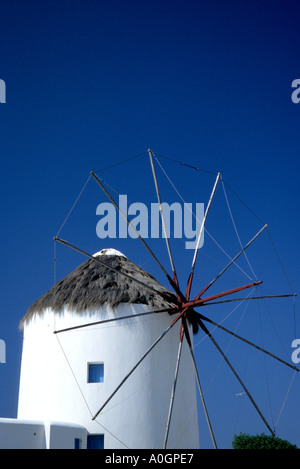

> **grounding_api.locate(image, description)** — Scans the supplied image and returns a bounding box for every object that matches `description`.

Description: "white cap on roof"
[93,248,126,257]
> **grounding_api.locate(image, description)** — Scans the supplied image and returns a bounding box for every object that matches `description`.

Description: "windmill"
[18,149,298,449]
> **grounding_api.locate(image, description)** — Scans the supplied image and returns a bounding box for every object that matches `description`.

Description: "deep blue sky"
[0,0,299,449]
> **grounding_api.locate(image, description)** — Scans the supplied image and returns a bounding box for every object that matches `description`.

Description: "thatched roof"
[20,252,177,328]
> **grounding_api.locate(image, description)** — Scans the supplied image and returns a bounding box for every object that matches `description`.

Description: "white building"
[0,418,88,449]
[2,249,199,449]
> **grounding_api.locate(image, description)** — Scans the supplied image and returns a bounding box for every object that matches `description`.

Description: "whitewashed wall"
[0,418,87,449]
[18,303,199,449]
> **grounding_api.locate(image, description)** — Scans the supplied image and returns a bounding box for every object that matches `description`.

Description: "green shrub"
[232,432,298,449]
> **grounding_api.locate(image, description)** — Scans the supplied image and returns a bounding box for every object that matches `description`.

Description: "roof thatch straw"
[20,253,177,328]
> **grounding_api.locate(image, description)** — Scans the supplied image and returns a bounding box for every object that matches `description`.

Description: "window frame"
[87,362,104,383]
[74,438,82,449]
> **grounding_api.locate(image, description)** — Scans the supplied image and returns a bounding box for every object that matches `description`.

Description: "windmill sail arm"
[92,307,188,421]
[183,280,263,309]
[199,293,297,306]
[90,171,169,278]
[194,224,268,300]
[185,172,221,300]
[53,306,178,335]
[148,149,177,281]
[197,312,299,372]
[196,316,275,436]
[54,237,175,304]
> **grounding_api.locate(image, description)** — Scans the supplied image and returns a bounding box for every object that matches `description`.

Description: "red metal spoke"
[193,224,268,302]
[182,280,263,309]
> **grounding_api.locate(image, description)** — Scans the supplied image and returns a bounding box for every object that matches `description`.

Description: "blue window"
[74,438,81,449]
[88,363,104,383]
[87,434,104,449]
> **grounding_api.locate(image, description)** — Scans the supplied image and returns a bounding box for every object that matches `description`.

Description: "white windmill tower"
[17,149,298,449]
[18,248,200,449]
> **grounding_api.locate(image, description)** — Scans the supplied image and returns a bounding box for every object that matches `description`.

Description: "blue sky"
[0,0,299,449]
